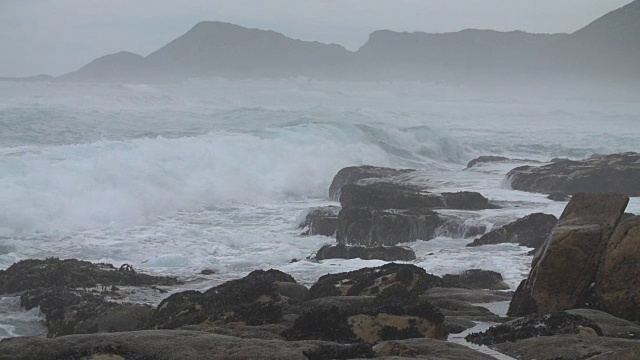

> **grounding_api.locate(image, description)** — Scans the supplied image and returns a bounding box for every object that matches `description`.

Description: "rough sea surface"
[1,79,639,342]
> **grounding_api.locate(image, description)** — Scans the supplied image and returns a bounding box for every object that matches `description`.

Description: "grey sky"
[0,0,632,77]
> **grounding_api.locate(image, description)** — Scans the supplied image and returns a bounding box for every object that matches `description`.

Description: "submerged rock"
[508,192,629,317]
[465,155,540,169]
[466,213,558,250]
[507,152,640,196]
[466,312,603,345]
[442,269,510,290]
[314,244,416,261]
[308,263,442,299]
[329,165,415,201]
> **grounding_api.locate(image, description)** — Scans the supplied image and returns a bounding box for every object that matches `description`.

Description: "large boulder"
[308,263,442,299]
[590,216,640,322]
[314,244,416,261]
[340,183,498,210]
[0,330,374,360]
[466,213,558,250]
[508,193,629,316]
[153,269,296,329]
[466,312,603,345]
[329,166,415,201]
[336,207,442,247]
[507,152,640,196]
[284,285,446,344]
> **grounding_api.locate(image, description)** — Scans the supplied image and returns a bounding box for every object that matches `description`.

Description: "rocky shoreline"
[1,152,640,359]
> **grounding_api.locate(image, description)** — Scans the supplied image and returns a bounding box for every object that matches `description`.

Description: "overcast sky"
[0,0,632,77]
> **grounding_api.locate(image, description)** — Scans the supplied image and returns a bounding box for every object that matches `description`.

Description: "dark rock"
[566,309,640,340]
[507,280,538,317]
[465,156,511,168]
[329,166,415,201]
[0,330,375,360]
[590,215,640,322]
[153,269,296,329]
[442,269,510,290]
[284,287,446,344]
[373,338,496,359]
[465,312,603,345]
[508,193,629,316]
[507,152,640,196]
[336,207,442,246]
[466,213,558,250]
[492,334,640,360]
[437,214,487,239]
[200,269,216,275]
[340,183,498,210]
[299,206,340,236]
[423,287,512,304]
[427,298,503,323]
[547,192,569,201]
[308,263,443,299]
[315,244,416,261]
[275,281,309,303]
[0,258,180,295]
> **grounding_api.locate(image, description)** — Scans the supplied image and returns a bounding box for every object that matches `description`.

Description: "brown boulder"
[442,269,510,290]
[507,152,640,196]
[508,193,628,316]
[591,216,640,322]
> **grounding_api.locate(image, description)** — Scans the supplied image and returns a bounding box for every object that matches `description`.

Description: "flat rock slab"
[566,309,640,340]
[507,152,640,196]
[423,287,512,304]
[492,334,640,360]
[314,244,416,261]
[373,338,496,359]
[0,330,373,360]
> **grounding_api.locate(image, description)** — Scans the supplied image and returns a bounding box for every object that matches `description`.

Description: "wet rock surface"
[466,213,557,250]
[509,192,629,316]
[507,152,640,196]
[441,269,510,290]
[373,338,496,359]
[423,287,512,304]
[492,334,640,360]
[329,166,415,201]
[308,263,443,299]
[314,244,416,261]
[466,312,603,345]
[300,206,340,236]
[465,155,540,169]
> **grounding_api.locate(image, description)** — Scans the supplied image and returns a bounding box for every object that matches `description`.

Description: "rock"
[340,183,498,210]
[336,207,442,247]
[590,216,640,322]
[0,330,374,360]
[507,152,640,196]
[547,192,569,201]
[200,269,216,275]
[373,338,496,359]
[275,281,309,303]
[0,258,180,294]
[329,166,415,201]
[284,285,446,344]
[427,298,503,323]
[436,214,487,239]
[566,309,640,339]
[314,244,416,261]
[19,287,151,337]
[585,349,640,359]
[299,206,340,236]
[508,193,629,316]
[423,287,512,304]
[465,156,511,168]
[466,213,558,250]
[308,263,443,299]
[491,334,640,360]
[153,269,296,329]
[441,269,510,290]
[465,312,603,345]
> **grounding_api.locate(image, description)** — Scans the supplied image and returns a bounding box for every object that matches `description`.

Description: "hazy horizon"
[0,0,633,77]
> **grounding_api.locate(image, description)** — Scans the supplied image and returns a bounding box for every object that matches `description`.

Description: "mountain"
[59,1,640,83]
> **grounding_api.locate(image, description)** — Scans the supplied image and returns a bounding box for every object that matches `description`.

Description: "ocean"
[1,79,639,340]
